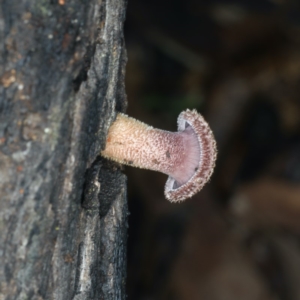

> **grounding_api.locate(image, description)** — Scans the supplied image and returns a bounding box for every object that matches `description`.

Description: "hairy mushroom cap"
[164,109,217,202]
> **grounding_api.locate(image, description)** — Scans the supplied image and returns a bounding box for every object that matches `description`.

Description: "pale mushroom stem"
[101,113,200,186]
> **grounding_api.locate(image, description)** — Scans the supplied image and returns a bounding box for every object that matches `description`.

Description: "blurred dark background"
[124,0,300,299]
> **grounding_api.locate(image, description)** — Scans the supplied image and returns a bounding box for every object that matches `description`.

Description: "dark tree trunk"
[0,0,128,299]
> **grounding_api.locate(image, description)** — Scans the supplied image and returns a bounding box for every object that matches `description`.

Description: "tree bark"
[0,0,127,299]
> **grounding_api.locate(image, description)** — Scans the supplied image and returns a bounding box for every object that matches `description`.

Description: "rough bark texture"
[0,0,128,299]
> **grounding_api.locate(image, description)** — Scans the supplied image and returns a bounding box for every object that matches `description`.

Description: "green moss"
[34,0,51,17]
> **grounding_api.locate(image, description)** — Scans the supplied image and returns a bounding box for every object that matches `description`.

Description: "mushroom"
[101,109,217,202]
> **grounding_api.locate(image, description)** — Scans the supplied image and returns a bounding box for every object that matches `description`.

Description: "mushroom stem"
[102,113,199,186]
[101,110,217,202]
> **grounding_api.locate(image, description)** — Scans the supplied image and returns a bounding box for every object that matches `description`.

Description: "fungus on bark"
[101,109,217,202]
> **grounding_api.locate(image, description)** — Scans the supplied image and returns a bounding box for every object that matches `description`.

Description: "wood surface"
[0,0,128,299]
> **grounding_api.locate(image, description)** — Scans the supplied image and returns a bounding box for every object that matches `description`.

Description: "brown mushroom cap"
[164,109,217,202]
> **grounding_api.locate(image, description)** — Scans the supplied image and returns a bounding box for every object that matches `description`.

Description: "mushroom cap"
[164,109,217,202]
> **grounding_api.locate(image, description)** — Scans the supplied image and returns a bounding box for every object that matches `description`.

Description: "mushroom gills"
[169,122,201,189]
